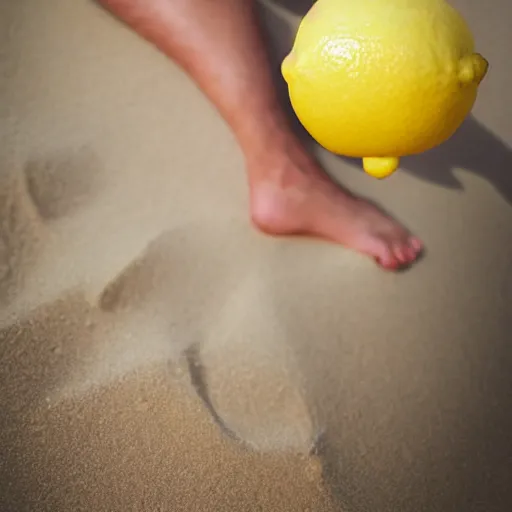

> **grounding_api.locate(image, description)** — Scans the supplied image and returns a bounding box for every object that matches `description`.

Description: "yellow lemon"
[282,0,488,178]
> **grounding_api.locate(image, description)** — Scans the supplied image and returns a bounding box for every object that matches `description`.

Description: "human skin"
[99,0,422,270]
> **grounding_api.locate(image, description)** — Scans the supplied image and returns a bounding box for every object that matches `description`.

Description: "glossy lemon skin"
[282,0,488,178]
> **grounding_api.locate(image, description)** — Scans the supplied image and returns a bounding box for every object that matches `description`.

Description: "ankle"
[234,104,292,157]
[249,179,305,235]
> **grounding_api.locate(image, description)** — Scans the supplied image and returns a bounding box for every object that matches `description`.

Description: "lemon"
[282,0,488,178]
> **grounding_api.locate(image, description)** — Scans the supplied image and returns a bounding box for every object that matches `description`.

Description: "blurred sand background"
[0,0,511,510]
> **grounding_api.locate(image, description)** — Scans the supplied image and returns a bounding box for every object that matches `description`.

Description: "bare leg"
[99,0,422,269]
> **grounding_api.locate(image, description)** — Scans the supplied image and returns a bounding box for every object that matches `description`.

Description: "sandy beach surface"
[1,1,511,511]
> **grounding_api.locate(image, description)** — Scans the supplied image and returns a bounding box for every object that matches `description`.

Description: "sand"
[1,0,511,510]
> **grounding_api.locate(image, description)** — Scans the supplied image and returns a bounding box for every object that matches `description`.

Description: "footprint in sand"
[23,146,102,221]
[0,147,103,322]
[95,227,321,454]
[0,166,46,307]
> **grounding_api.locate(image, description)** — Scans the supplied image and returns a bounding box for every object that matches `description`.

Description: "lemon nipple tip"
[363,157,400,179]
[458,53,489,86]
[281,53,296,83]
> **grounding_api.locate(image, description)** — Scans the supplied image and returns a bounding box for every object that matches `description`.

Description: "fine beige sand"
[1,0,511,511]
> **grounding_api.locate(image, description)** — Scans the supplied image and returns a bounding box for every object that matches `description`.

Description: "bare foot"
[246,136,423,271]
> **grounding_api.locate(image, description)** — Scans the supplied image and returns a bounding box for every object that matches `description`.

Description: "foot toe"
[376,256,400,271]
[404,240,421,263]
[372,242,399,270]
[409,237,423,252]
[392,243,409,264]
[407,244,419,262]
